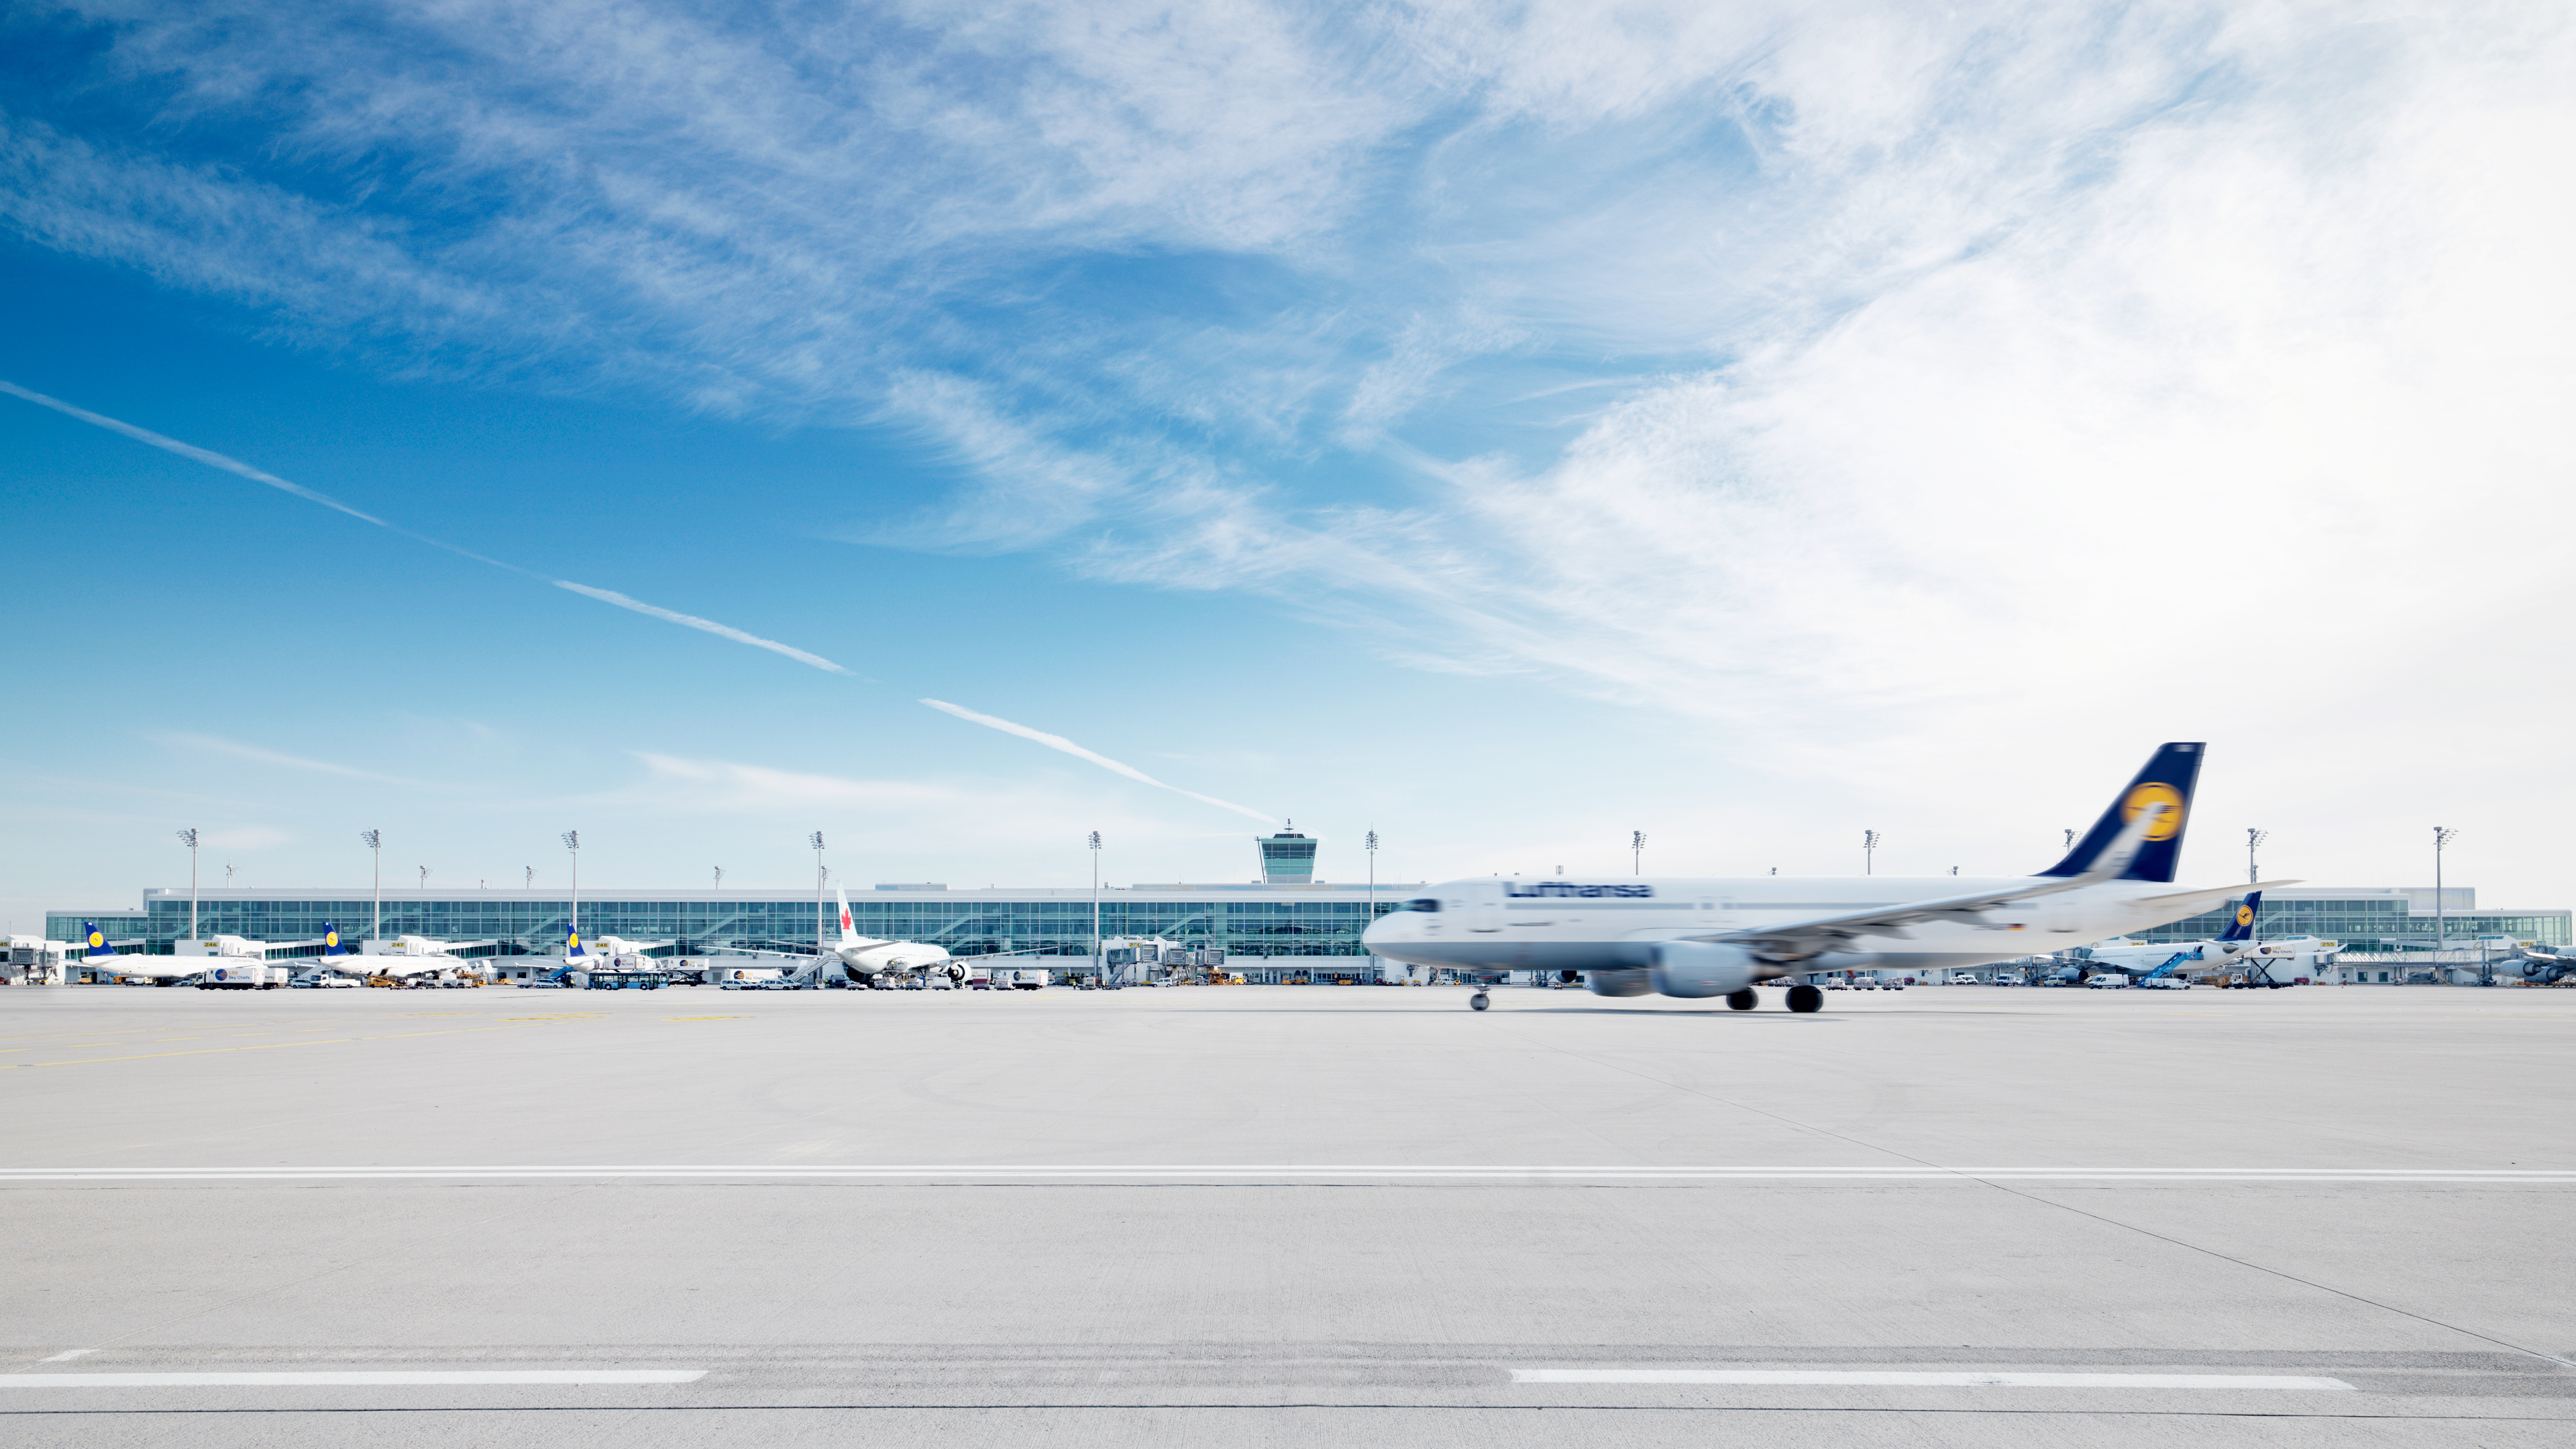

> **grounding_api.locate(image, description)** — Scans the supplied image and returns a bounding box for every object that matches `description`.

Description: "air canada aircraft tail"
[2036,743,2205,883]
[835,888,859,947]
[2219,892,2263,943]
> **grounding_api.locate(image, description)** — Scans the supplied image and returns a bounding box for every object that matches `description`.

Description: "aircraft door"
[1466,883,1505,933]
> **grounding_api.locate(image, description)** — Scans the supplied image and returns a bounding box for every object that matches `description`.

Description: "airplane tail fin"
[321,922,347,957]
[565,924,588,959]
[835,888,859,947]
[2218,891,2263,943]
[2037,743,2206,883]
[83,922,113,958]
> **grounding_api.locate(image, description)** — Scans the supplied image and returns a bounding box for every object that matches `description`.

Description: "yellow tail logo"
[2123,782,2186,841]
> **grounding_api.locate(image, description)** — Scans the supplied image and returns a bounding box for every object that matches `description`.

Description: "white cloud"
[10,2,2575,898]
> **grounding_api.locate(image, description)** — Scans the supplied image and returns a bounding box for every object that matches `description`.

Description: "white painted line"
[36,1350,95,1363]
[1,1165,2570,1184]
[0,1371,705,1387]
[1515,1370,2355,1389]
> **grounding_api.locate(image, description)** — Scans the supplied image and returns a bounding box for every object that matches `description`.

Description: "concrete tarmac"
[3,981,2571,1446]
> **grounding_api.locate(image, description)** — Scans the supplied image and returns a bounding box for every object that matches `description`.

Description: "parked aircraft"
[2081,892,2266,976]
[79,922,189,982]
[350,931,502,979]
[1364,743,2290,1013]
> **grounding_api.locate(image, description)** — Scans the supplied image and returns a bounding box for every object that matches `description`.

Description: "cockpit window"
[1401,898,1442,913]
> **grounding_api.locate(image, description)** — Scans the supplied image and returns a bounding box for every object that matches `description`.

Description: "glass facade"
[93,888,1413,959]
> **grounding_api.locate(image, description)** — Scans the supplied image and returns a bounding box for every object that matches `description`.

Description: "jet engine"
[1646,942,1758,998]
[1586,968,1652,997]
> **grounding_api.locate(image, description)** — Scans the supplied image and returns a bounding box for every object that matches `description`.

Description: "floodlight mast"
[810,831,826,971]
[2247,828,2269,886]
[1864,830,1881,876]
[360,830,381,942]
[1088,831,1103,985]
[1366,830,1380,959]
[561,831,580,949]
[177,828,199,936]
[1631,830,1645,876]
[2434,827,2459,961]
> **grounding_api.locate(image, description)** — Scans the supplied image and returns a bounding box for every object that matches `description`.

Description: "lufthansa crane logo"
[325,930,339,948]
[87,930,103,949]
[2122,782,2186,841]
[2235,904,2255,928]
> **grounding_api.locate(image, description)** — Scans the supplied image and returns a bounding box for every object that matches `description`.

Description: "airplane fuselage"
[1363,875,2244,979]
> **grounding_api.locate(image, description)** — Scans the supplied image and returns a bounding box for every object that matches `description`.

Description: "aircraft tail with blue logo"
[2219,892,2263,943]
[83,922,117,959]
[2036,743,2206,884]
[564,925,588,959]
[320,922,349,957]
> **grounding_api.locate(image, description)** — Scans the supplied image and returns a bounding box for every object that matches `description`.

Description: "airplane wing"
[1707,804,2179,961]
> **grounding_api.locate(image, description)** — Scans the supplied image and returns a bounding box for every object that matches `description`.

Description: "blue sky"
[5,1,2573,928]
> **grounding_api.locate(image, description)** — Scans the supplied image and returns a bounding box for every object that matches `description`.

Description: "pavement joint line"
[0,1361,706,1371]
[1512,1370,2355,1389]
[2,1405,2570,1421]
[2,1165,2571,1183]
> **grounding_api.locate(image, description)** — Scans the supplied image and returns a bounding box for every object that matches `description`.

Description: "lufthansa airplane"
[1362,743,2286,1013]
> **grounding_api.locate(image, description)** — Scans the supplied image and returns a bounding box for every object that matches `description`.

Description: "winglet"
[2037,743,2204,883]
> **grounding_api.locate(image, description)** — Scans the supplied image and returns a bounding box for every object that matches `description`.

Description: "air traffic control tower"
[1256,824,1318,885]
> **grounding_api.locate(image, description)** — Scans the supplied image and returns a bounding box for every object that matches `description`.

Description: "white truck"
[196,963,290,990]
[995,967,1050,990]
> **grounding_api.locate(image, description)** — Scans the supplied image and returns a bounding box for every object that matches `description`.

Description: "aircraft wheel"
[1725,988,1759,1011]
[1469,992,1490,1012]
[1785,984,1823,1014]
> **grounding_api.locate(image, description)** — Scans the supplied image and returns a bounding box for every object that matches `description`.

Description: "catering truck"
[195,963,290,990]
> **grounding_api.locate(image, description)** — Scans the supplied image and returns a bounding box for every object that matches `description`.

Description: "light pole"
[1089,831,1103,985]
[714,867,723,892]
[561,831,580,953]
[360,830,381,943]
[2434,827,2459,962]
[1864,830,1881,875]
[2246,828,2269,885]
[810,831,826,972]
[1631,830,1646,875]
[418,864,430,940]
[523,865,532,891]
[177,828,200,938]
[1364,829,1380,975]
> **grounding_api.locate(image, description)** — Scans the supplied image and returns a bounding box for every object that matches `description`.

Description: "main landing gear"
[1725,988,1759,1011]
[1785,983,1823,1014]
[1469,991,1491,1011]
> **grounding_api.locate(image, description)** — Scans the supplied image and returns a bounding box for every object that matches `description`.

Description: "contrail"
[7,378,1265,820]
[3,378,839,669]
[921,700,1275,822]
[555,582,848,674]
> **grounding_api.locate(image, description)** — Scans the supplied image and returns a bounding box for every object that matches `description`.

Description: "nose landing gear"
[1469,991,1491,1011]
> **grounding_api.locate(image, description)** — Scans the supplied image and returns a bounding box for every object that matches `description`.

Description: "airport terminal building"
[47,826,2566,971]
[46,830,1421,981]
